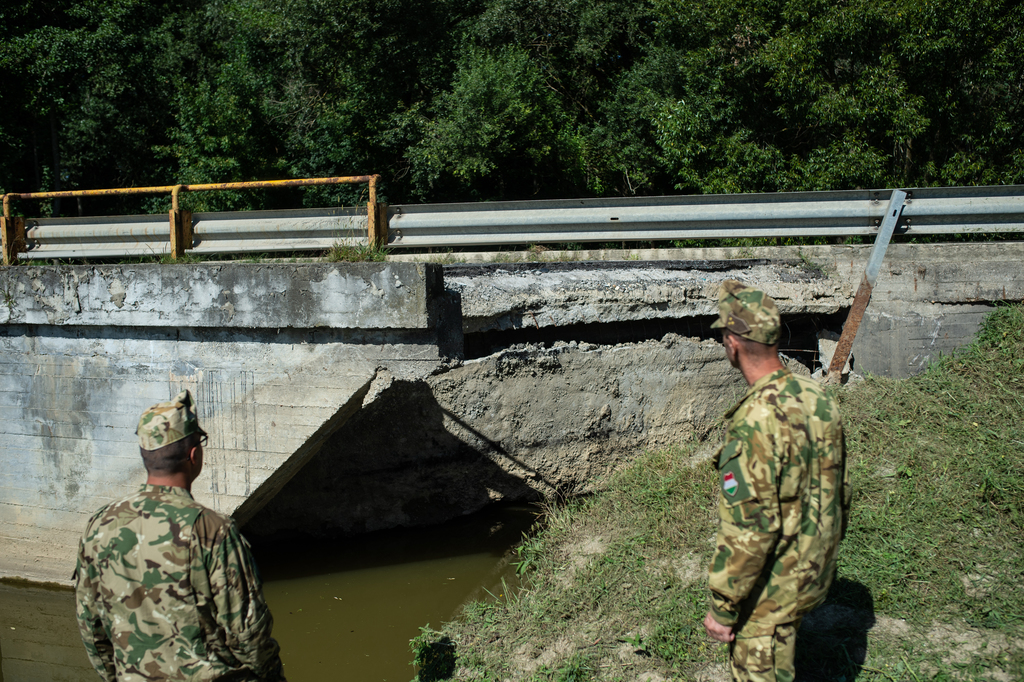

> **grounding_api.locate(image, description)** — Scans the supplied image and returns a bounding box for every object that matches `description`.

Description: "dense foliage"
[2,0,1022,213]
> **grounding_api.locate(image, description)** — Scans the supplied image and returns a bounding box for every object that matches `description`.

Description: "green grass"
[324,240,388,262]
[411,303,1024,681]
[838,312,1024,631]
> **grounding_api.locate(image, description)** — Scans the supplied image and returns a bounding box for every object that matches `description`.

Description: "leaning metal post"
[824,189,910,385]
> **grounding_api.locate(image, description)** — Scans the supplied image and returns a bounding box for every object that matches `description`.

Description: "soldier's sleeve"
[199,513,286,681]
[74,533,117,681]
[707,418,783,627]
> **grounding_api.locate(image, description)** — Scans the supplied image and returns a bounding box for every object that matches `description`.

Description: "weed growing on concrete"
[796,249,825,275]
[413,303,1024,681]
[324,240,387,262]
[1,285,15,318]
[158,251,208,264]
[432,252,462,265]
[550,250,581,263]
[527,244,550,260]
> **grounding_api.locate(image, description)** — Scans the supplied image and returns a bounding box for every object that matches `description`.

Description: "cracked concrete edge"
[0,262,443,329]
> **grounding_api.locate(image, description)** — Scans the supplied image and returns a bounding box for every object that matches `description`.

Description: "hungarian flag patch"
[723,471,739,497]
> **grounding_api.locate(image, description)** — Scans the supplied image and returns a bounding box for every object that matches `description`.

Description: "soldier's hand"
[703,611,735,643]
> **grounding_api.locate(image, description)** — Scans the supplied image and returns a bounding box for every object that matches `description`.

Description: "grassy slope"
[413,303,1024,682]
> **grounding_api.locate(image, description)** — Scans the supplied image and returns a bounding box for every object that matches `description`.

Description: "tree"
[652,0,1024,193]
[1,0,206,214]
[406,0,665,200]
[1,0,1021,214]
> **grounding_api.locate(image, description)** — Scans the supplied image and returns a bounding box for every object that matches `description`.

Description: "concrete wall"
[825,242,1018,377]
[3,242,1022,583]
[401,241,1024,378]
[0,262,449,584]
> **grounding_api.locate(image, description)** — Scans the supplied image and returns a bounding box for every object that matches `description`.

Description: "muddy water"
[252,504,538,681]
[0,504,538,682]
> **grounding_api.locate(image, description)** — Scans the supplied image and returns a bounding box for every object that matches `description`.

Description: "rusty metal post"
[366,175,379,249]
[0,216,12,265]
[367,204,378,248]
[169,209,183,259]
[169,185,193,260]
[366,175,387,250]
[372,203,389,250]
[2,194,25,264]
[824,189,909,385]
[182,210,193,250]
[169,209,193,259]
[2,216,26,265]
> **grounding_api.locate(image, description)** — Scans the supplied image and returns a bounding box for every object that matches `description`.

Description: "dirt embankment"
[246,335,748,538]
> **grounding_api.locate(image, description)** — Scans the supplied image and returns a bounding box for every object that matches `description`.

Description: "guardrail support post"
[366,174,387,250]
[2,216,26,265]
[369,203,388,250]
[169,209,193,259]
[824,189,909,385]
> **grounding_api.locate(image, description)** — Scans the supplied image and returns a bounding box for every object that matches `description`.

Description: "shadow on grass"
[797,578,876,681]
[413,635,457,682]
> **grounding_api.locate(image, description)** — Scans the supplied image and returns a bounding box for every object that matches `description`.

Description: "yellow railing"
[1,175,383,265]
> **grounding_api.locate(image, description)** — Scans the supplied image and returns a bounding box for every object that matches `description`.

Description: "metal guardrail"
[14,208,371,260]
[386,185,1024,247]
[5,184,1024,262]
[1,176,383,264]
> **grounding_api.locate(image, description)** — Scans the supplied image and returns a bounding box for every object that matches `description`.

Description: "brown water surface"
[0,503,538,682]
[0,580,94,682]
[252,503,538,681]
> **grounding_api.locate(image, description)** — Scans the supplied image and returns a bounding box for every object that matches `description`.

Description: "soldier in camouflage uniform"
[75,390,286,681]
[703,280,850,682]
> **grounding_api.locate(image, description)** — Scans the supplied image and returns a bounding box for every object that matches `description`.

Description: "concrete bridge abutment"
[2,242,1022,583]
[0,262,451,583]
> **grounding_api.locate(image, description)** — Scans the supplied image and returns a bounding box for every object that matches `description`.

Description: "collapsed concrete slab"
[0,262,449,584]
[246,258,843,540]
[417,241,1024,377]
[443,259,846,335]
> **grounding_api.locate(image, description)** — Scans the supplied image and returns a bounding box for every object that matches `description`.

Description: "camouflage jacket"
[75,485,285,681]
[708,369,850,628]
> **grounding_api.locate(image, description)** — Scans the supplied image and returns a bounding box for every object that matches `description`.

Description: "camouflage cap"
[136,390,206,450]
[710,279,781,345]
